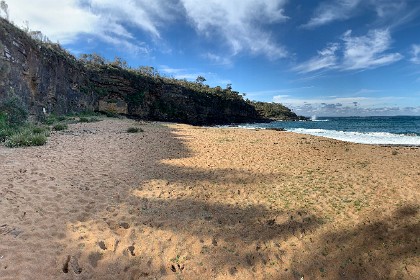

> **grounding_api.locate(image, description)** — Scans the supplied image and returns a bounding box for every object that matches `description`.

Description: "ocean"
[236,116,420,146]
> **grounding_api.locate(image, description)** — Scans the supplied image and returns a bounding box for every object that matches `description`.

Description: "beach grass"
[3,125,50,147]
[126,127,143,133]
[52,123,68,131]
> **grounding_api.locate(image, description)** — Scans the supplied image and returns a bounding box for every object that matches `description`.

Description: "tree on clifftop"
[79,53,106,66]
[0,1,9,20]
[196,76,206,84]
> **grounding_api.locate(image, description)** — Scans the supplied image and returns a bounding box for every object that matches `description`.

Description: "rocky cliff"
[83,65,265,125]
[1,18,301,125]
[0,18,96,120]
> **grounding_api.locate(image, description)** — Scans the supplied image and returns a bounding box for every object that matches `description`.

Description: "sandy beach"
[0,118,419,280]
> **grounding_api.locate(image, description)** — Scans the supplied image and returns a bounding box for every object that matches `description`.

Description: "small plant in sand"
[52,123,68,131]
[4,126,49,147]
[103,110,119,118]
[44,115,58,125]
[44,114,71,125]
[32,126,49,134]
[79,117,100,123]
[1,96,50,147]
[126,127,143,133]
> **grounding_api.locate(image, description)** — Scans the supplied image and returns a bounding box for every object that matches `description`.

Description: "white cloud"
[410,44,420,64]
[7,0,99,43]
[272,94,419,116]
[159,65,187,75]
[7,0,175,53]
[302,0,412,29]
[371,0,407,18]
[204,53,232,66]
[179,0,289,59]
[87,0,178,38]
[293,43,339,73]
[341,29,403,70]
[7,0,289,60]
[302,0,361,29]
[294,29,402,73]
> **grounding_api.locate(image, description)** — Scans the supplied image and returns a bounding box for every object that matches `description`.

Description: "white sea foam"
[288,128,420,145]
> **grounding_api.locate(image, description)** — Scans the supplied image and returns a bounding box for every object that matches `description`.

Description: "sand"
[0,118,419,280]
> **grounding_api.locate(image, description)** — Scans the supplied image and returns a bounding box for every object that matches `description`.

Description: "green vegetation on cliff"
[251,101,308,121]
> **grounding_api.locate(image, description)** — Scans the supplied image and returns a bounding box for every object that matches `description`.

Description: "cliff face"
[1,18,299,125]
[0,19,97,120]
[85,66,263,125]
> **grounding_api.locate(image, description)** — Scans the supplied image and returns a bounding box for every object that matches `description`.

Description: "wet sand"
[0,118,419,279]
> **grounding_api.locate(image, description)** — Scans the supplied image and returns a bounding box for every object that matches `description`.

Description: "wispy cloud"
[8,0,290,60]
[341,29,403,70]
[87,0,179,38]
[7,0,177,53]
[204,53,232,66]
[246,86,315,100]
[8,0,98,43]
[180,0,289,60]
[294,29,402,73]
[302,0,361,29]
[410,44,420,64]
[302,0,413,29]
[371,0,407,19]
[293,43,339,73]
[159,66,200,80]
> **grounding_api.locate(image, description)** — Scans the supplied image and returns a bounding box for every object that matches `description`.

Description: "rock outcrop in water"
[0,18,303,125]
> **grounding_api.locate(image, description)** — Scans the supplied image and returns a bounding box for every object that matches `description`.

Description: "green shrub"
[32,126,50,136]
[52,123,68,131]
[0,96,28,126]
[0,98,51,147]
[103,111,119,118]
[126,127,143,133]
[0,112,7,128]
[44,114,71,124]
[4,128,48,147]
[44,115,58,125]
[79,116,100,123]
[0,126,16,142]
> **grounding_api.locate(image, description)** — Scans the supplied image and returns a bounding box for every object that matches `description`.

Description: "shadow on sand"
[61,124,419,279]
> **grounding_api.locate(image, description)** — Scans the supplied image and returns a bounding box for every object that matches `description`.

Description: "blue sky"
[4,0,420,116]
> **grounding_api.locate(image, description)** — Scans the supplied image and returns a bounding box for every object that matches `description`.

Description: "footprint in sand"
[62,255,82,274]
[128,245,135,256]
[170,264,184,273]
[119,222,130,229]
[98,241,107,250]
